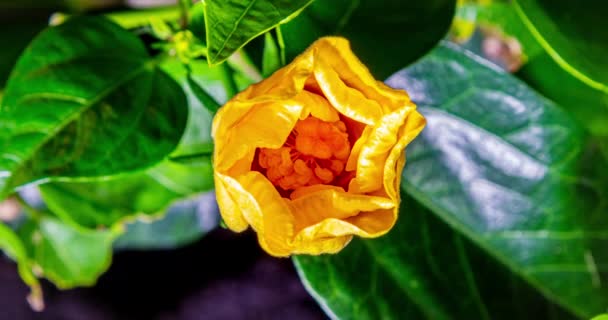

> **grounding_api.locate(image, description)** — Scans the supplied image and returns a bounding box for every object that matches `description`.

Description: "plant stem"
[276,25,287,66]
[178,0,192,29]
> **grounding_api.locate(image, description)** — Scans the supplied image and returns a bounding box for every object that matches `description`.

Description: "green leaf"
[18,216,117,289]
[296,43,606,319]
[295,196,575,320]
[281,0,456,79]
[0,16,188,199]
[39,170,182,229]
[203,0,313,64]
[37,57,225,230]
[0,222,43,311]
[390,43,605,318]
[37,157,215,248]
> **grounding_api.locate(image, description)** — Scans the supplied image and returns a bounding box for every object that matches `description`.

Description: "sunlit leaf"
[0,16,188,199]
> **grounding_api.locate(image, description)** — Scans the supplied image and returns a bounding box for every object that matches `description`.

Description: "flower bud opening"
[257,116,354,196]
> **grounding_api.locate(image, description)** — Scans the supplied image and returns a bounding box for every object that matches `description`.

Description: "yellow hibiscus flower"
[212,37,426,257]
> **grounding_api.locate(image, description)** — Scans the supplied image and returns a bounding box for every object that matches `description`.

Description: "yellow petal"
[212,49,314,141]
[383,109,426,200]
[289,186,395,232]
[313,54,384,125]
[294,90,340,122]
[292,232,352,255]
[213,172,250,232]
[345,126,372,172]
[313,37,412,112]
[234,171,296,257]
[214,101,303,172]
[288,186,397,255]
[343,208,397,237]
[247,48,314,97]
[348,104,418,194]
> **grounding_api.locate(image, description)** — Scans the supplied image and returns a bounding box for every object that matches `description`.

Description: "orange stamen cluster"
[258,116,351,191]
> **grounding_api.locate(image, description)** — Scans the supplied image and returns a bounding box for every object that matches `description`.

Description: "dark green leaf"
[514,0,608,91]
[203,0,313,64]
[281,0,456,78]
[18,216,117,289]
[517,51,608,136]
[0,17,188,199]
[189,1,207,43]
[0,21,46,87]
[296,43,606,319]
[39,170,182,229]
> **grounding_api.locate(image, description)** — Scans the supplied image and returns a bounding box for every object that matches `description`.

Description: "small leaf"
[39,170,182,229]
[0,222,43,311]
[203,0,313,64]
[0,16,188,199]
[18,216,117,289]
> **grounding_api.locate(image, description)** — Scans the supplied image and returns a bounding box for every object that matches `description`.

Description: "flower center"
[258,116,353,192]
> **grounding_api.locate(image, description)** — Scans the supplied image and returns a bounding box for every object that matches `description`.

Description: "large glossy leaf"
[281,0,456,79]
[296,43,607,319]
[17,216,117,289]
[0,16,188,199]
[202,0,312,64]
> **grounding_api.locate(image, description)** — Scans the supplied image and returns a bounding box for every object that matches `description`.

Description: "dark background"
[0,229,327,320]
